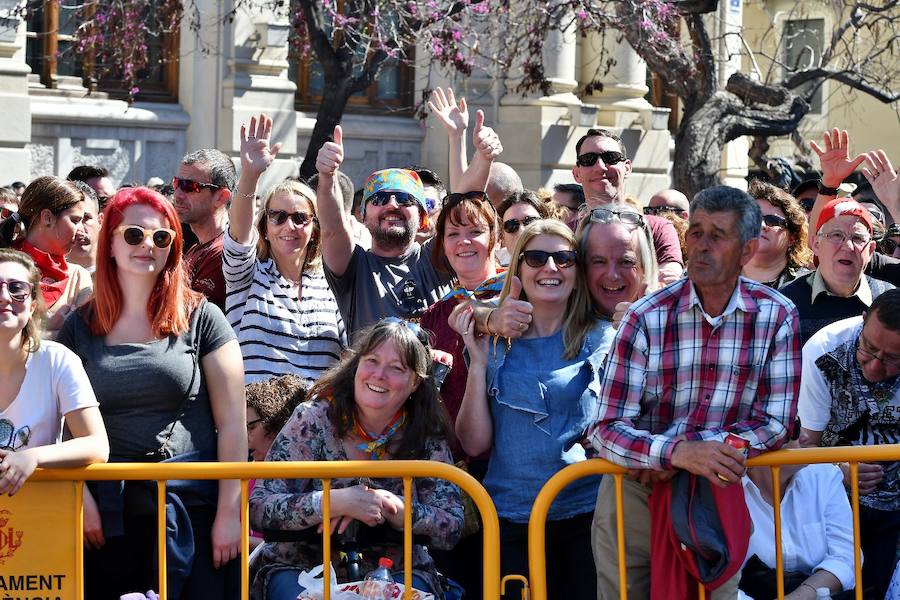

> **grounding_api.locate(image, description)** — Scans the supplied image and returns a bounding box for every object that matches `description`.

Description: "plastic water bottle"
[815,588,831,599]
[360,557,396,600]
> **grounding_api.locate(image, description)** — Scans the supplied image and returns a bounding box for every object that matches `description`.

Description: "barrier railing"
[26,460,501,600]
[527,445,900,600]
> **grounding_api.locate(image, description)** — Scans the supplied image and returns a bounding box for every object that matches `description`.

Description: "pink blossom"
[576,9,588,21]
[451,29,462,41]
[640,19,653,30]
[432,40,444,56]
[471,2,489,15]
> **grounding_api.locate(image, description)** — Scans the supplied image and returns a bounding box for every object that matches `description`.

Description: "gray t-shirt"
[56,300,235,462]
[323,240,453,335]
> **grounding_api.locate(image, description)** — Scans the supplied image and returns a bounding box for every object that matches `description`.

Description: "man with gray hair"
[173,148,236,310]
[588,185,801,599]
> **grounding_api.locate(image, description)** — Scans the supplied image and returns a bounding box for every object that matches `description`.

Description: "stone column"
[0,2,32,180]
[580,31,654,128]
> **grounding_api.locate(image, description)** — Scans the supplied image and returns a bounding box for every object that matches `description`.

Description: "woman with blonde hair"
[0,176,93,334]
[452,219,614,599]
[743,180,812,288]
[225,114,346,384]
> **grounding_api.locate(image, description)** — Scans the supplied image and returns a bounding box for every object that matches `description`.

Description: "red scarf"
[15,239,70,308]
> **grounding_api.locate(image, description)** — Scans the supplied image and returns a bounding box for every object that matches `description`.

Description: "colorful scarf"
[355,410,407,460]
[441,272,506,302]
[15,239,69,308]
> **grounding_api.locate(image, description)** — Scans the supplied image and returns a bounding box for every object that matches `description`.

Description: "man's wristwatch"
[817,180,840,196]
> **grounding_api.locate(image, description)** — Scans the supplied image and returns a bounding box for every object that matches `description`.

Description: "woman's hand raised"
[449,303,489,367]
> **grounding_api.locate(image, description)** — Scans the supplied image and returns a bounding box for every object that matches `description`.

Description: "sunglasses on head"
[115,225,176,248]
[762,214,788,229]
[172,177,222,194]
[519,249,578,269]
[0,279,33,303]
[381,316,430,348]
[584,206,644,227]
[267,209,316,227]
[503,215,540,234]
[643,205,679,216]
[444,190,491,210]
[575,151,626,168]
[368,190,419,208]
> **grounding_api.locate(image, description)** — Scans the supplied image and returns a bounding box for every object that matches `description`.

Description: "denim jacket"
[482,319,615,522]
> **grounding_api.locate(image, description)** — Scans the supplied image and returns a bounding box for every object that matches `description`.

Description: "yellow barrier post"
[241,479,250,600]
[770,467,784,599]
[403,477,413,600]
[322,478,332,599]
[850,463,862,600]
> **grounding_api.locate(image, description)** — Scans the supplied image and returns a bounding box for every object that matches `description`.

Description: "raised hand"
[316,125,344,176]
[472,110,502,161]
[428,87,469,137]
[810,128,865,188]
[862,150,899,217]
[240,113,283,179]
[491,276,532,338]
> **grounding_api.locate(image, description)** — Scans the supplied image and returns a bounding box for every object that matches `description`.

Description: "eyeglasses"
[519,249,578,269]
[172,177,222,194]
[586,207,645,227]
[368,190,419,208]
[643,206,680,216]
[0,279,33,303]
[115,225,176,248]
[381,316,430,348]
[857,334,900,369]
[817,229,872,250]
[267,210,316,227]
[575,151,626,168]
[762,214,788,229]
[503,216,540,234]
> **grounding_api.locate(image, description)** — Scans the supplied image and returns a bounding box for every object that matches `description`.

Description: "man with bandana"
[314,119,501,333]
[799,289,900,598]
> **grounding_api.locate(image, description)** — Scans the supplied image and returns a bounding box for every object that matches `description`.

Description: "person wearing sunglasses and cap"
[571,128,684,285]
[0,176,93,338]
[57,187,247,599]
[589,186,801,600]
[223,114,347,385]
[315,116,502,334]
[781,197,894,347]
[742,180,812,289]
[172,147,237,312]
[452,219,613,600]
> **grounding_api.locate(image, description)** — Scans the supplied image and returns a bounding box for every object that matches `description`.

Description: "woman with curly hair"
[249,318,463,600]
[743,179,813,288]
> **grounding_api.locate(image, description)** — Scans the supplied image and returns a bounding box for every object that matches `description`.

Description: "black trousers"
[84,505,240,600]
[859,505,900,599]
[498,512,596,600]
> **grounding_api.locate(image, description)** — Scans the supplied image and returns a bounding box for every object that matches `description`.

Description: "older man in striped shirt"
[588,185,802,600]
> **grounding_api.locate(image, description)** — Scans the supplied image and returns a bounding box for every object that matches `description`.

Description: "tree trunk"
[298,73,355,179]
[672,97,731,199]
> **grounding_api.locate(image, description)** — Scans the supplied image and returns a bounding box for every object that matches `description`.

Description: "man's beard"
[369,214,416,251]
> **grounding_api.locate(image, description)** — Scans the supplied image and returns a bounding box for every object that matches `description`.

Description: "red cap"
[815,198,874,234]
[378,557,394,569]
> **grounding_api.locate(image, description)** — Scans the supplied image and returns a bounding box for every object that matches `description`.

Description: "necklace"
[354,410,406,460]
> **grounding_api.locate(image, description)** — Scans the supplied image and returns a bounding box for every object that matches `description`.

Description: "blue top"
[483,320,615,522]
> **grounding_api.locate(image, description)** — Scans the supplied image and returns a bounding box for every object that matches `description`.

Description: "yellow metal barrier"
[26,460,501,600]
[527,445,900,600]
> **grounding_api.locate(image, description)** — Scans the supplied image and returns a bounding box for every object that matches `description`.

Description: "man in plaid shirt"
[589,185,802,599]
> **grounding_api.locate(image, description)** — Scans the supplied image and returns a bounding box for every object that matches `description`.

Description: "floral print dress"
[249,400,463,598]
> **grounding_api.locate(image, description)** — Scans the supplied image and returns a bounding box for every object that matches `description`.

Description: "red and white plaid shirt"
[588,276,801,470]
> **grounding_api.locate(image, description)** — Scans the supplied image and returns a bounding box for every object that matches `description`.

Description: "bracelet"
[800,582,818,596]
[817,180,840,196]
[234,188,255,200]
[485,308,497,336]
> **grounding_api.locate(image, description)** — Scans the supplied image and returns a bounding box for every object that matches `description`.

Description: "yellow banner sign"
[0,481,78,599]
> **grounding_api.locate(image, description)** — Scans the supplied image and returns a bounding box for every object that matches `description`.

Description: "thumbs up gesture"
[472,110,502,161]
[316,125,344,176]
[491,276,533,338]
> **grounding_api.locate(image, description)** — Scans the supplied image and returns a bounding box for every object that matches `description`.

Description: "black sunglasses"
[0,279,33,303]
[881,238,899,255]
[576,151,626,168]
[172,177,222,194]
[115,225,176,248]
[643,205,680,216]
[368,190,419,208]
[762,214,788,229]
[267,209,316,227]
[520,249,578,269]
[799,197,816,213]
[503,216,540,234]
[444,190,491,209]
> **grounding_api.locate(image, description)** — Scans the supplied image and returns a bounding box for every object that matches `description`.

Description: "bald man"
[648,189,690,219]
[486,162,524,208]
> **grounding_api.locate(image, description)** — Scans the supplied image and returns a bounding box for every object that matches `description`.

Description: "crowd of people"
[1,85,899,600]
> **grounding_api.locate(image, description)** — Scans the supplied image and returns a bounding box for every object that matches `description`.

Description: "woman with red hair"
[57,187,247,599]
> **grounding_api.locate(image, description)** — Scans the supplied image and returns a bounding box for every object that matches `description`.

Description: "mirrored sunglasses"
[520,249,578,269]
[267,210,316,227]
[575,151,626,168]
[172,177,222,194]
[762,214,788,229]
[115,225,176,248]
[0,279,33,303]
